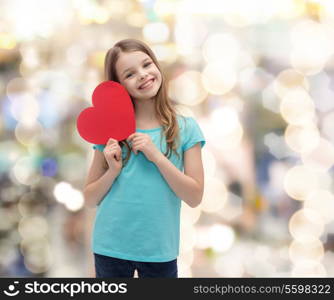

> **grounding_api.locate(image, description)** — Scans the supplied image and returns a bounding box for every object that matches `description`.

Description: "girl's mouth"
[139,78,155,90]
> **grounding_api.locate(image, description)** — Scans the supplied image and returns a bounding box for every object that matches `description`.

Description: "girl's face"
[115,51,162,102]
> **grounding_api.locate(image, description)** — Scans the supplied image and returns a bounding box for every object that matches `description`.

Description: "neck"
[134,97,157,122]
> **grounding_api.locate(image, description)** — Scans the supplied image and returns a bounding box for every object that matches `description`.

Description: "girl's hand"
[127,133,162,164]
[103,138,122,173]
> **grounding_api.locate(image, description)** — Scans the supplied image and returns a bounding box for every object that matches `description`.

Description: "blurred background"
[1,0,334,278]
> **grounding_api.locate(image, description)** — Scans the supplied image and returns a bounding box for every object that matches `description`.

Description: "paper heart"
[76,81,135,144]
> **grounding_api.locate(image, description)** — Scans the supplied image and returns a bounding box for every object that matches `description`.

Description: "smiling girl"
[83,38,206,278]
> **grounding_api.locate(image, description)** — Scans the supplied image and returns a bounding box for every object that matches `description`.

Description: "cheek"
[122,81,135,92]
[156,74,162,86]
[156,70,162,82]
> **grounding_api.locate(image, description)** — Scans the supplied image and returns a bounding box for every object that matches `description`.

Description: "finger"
[117,148,121,160]
[131,136,145,144]
[132,143,143,155]
[131,144,137,155]
[105,145,115,153]
[111,151,119,161]
[106,138,114,146]
[105,145,117,156]
[127,132,141,142]
[111,148,121,160]
[107,138,117,146]
[126,133,134,142]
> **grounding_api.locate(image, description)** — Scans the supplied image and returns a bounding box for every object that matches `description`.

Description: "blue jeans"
[94,253,178,278]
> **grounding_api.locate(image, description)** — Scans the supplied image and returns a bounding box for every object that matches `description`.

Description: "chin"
[137,89,159,100]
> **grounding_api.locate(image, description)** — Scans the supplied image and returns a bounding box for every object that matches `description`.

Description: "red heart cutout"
[76,81,135,144]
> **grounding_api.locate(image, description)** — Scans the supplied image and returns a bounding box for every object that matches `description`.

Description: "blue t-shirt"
[91,115,206,262]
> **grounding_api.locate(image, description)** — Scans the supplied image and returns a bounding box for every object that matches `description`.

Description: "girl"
[83,38,206,278]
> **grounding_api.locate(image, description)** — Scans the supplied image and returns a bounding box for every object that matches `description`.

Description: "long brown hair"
[102,38,180,169]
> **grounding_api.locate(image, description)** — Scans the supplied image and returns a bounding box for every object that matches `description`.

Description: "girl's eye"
[125,62,152,78]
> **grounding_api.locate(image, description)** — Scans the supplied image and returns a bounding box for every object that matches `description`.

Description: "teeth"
[140,79,153,89]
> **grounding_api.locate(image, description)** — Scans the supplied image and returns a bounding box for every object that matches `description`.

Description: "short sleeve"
[182,117,206,152]
[92,144,105,152]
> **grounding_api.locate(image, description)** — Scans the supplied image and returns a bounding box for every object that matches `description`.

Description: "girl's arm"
[83,150,119,208]
[84,169,119,207]
[154,143,204,208]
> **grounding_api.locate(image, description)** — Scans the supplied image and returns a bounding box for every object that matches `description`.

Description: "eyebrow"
[121,58,151,76]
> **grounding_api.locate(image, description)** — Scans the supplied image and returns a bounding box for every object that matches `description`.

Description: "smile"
[139,78,155,90]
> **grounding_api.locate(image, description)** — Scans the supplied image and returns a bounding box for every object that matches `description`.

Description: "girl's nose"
[139,72,149,80]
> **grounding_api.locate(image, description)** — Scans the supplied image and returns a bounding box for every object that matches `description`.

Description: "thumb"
[107,138,116,146]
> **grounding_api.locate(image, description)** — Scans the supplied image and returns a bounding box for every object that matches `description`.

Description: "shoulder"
[176,114,196,131]
[176,114,206,151]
